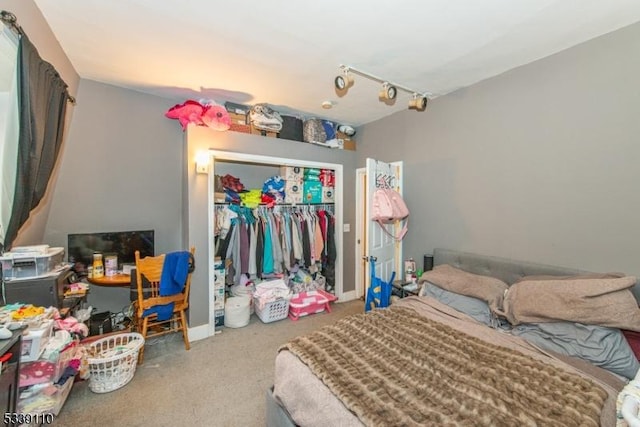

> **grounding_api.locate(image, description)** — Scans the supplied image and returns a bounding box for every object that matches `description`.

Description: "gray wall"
[44,79,184,313]
[23,0,639,328]
[1,0,80,247]
[358,22,640,278]
[186,126,357,327]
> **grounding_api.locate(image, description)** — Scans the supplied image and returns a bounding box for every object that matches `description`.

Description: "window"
[0,22,19,248]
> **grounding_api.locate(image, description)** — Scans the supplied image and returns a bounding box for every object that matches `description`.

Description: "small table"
[392,280,420,299]
[87,274,131,287]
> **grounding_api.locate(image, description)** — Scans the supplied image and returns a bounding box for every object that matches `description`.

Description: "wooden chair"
[134,247,195,363]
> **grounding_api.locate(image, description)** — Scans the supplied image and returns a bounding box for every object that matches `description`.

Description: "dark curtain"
[3,34,69,250]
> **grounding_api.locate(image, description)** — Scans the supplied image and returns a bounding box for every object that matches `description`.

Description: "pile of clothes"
[253,279,290,310]
[216,173,292,208]
[216,174,246,203]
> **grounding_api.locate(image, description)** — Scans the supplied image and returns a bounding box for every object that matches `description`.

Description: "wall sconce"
[195,151,210,174]
[334,64,430,111]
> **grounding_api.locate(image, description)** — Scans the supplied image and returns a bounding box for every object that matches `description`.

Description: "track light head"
[379,82,397,101]
[334,70,354,91]
[408,94,428,111]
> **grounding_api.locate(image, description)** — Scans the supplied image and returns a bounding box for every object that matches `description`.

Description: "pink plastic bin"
[288,289,337,321]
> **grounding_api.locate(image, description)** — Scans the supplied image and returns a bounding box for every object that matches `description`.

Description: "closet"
[206,151,344,331]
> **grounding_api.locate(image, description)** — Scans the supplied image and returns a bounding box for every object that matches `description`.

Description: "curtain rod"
[0,10,23,36]
[1,10,76,105]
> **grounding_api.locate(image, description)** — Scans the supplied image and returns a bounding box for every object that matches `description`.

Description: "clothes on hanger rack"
[214,204,336,293]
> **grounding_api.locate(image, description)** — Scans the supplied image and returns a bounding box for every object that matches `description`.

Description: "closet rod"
[214,203,335,211]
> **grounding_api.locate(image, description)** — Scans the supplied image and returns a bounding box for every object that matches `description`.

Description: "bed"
[267,248,640,426]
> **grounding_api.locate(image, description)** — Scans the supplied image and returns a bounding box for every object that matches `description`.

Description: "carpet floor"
[52,299,364,427]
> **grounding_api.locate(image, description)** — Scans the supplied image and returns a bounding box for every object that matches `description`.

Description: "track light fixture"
[334,67,354,91]
[334,64,430,111]
[408,93,428,111]
[379,83,397,101]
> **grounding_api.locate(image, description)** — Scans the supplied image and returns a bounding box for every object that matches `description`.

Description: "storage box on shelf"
[224,101,251,116]
[228,112,248,125]
[213,254,228,328]
[288,289,337,321]
[250,124,278,138]
[213,258,226,312]
[214,309,225,327]
[303,181,323,204]
[336,131,356,151]
[284,180,303,204]
[228,112,250,134]
[321,187,335,203]
[225,102,251,134]
[280,166,305,181]
[319,169,335,187]
[229,122,251,134]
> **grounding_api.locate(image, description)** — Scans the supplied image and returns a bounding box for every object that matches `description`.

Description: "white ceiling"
[33,0,640,127]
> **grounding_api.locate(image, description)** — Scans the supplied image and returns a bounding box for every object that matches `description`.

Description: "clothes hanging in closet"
[214,204,336,291]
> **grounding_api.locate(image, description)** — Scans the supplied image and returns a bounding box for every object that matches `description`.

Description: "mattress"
[273,296,624,427]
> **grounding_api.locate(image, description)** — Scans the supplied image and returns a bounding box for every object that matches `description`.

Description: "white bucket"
[224,296,251,328]
[231,285,254,314]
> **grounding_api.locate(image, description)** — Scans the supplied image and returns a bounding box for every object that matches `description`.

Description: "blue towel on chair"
[160,251,191,296]
[143,251,191,322]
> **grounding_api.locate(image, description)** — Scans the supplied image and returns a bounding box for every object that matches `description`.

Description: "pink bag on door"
[371,188,409,240]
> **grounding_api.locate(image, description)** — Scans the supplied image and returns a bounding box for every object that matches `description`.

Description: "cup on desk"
[105,254,118,277]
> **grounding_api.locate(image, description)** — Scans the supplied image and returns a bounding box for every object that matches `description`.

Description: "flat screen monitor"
[67,230,154,275]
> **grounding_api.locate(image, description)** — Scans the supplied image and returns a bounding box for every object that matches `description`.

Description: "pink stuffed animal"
[165,100,206,130]
[201,103,231,131]
[165,99,231,131]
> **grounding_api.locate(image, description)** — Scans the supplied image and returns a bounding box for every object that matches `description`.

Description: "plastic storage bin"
[19,346,75,387]
[254,297,289,323]
[17,375,74,417]
[21,320,54,362]
[288,289,337,321]
[0,247,65,280]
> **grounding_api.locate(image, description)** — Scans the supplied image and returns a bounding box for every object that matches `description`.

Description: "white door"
[364,158,403,306]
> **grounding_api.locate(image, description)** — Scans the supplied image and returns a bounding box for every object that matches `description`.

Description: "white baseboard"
[338,290,357,302]
[188,323,213,342]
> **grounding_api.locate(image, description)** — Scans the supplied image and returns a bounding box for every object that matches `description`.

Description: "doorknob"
[363,256,377,261]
